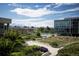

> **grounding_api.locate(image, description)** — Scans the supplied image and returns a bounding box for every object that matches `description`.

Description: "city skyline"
[0,3,79,27]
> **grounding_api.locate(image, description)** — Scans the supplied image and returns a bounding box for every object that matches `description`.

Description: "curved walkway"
[25,40,62,56]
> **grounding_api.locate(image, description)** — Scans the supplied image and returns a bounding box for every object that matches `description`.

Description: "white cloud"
[53,3,75,8]
[43,7,79,15]
[8,3,23,8]
[44,4,51,8]
[53,4,63,8]
[11,18,54,27]
[11,5,79,18]
[54,7,79,14]
[11,8,52,17]
[8,3,19,7]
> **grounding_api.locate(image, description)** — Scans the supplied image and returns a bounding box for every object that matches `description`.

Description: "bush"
[23,45,43,56]
[23,34,37,40]
[0,30,25,56]
[57,42,79,56]
[0,29,43,56]
[10,45,43,56]
[36,32,41,37]
[50,42,59,48]
[10,52,25,56]
[26,51,42,56]
[0,38,13,56]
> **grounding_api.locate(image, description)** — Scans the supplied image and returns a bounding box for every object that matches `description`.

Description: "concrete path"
[25,40,62,56]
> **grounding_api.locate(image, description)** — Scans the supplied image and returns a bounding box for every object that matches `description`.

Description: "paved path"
[25,40,62,56]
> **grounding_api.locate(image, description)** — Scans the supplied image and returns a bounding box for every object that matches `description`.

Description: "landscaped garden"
[40,36,79,48]
[0,29,46,56]
[1,28,79,56]
[40,36,79,56]
[57,42,79,56]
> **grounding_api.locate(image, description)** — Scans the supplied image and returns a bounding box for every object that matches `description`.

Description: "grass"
[39,36,79,56]
[57,42,79,56]
[40,36,79,48]
[49,41,61,48]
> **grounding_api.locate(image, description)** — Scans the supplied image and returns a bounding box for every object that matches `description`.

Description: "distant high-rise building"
[54,17,79,36]
[0,17,11,36]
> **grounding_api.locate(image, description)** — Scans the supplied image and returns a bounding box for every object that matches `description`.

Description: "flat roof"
[55,17,79,22]
[0,17,11,23]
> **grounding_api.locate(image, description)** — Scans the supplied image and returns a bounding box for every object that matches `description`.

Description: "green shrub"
[23,45,43,56]
[0,38,13,56]
[26,51,42,56]
[0,29,43,56]
[50,42,59,48]
[57,42,79,56]
[10,52,25,56]
[36,32,41,37]
[0,30,25,56]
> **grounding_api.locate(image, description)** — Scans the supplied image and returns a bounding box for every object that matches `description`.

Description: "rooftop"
[0,17,11,23]
[55,17,79,21]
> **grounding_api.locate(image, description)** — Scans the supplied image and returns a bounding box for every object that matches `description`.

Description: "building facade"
[54,17,79,36]
[0,17,11,35]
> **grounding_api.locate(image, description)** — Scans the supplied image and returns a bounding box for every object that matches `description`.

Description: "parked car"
[39,47,48,52]
[33,46,48,52]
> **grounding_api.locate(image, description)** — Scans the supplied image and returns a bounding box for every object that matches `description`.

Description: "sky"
[0,3,79,27]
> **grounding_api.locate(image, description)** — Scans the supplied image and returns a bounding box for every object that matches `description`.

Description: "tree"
[37,27,44,33]
[46,26,51,30]
[0,29,43,56]
[36,32,41,37]
[0,29,25,56]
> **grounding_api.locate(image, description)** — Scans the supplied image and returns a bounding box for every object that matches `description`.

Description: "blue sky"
[0,3,79,27]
